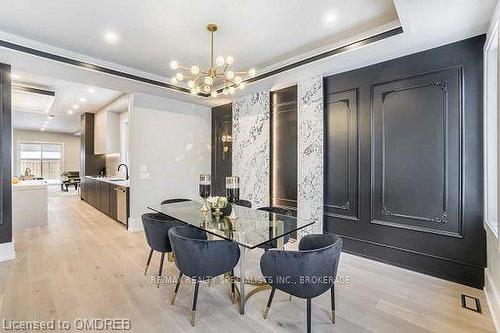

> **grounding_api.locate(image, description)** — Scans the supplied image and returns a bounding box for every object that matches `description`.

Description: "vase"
[213,207,223,217]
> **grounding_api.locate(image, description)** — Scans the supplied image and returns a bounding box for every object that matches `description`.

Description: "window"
[19,142,63,180]
[485,23,499,237]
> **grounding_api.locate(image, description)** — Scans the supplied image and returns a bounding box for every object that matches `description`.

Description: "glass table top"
[147,201,314,249]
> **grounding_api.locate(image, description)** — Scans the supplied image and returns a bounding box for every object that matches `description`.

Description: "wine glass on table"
[199,174,211,212]
[226,176,240,220]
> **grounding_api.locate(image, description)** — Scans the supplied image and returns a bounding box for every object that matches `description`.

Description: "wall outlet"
[140,165,148,173]
[140,172,150,180]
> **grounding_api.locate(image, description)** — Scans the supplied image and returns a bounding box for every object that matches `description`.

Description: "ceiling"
[0,0,398,82]
[12,72,122,133]
[0,0,496,107]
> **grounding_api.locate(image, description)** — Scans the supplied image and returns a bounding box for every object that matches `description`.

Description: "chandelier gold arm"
[170,23,254,96]
[210,25,215,70]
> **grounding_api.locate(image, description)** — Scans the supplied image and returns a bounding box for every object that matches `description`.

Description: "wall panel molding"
[324,88,359,221]
[371,67,463,237]
[323,35,485,288]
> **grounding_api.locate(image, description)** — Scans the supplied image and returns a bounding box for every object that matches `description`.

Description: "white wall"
[485,2,500,331]
[12,129,80,175]
[107,111,130,178]
[128,93,211,230]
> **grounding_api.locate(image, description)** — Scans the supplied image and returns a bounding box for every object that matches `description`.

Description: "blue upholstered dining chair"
[161,198,191,205]
[257,206,293,251]
[234,199,252,208]
[168,225,240,327]
[141,213,183,287]
[260,233,343,333]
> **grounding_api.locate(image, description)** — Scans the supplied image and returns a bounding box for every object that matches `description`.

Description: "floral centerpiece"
[207,196,228,217]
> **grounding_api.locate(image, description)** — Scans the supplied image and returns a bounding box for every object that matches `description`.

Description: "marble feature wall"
[297,76,324,237]
[232,91,270,207]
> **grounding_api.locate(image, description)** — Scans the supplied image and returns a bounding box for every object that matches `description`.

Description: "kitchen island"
[12,180,48,230]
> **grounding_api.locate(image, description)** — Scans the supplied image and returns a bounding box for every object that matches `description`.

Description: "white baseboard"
[485,268,500,332]
[127,217,143,232]
[0,241,15,262]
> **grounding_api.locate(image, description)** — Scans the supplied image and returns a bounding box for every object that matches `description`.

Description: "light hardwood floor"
[0,192,495,332]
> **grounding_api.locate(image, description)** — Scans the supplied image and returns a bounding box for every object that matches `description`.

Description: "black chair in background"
[234,199,252,208]
[161,198,192,205]
[61,171,80,191]
[257,206,293,251]
[169,225,240,327]
[260,233,343,333]
[141,213,183,287]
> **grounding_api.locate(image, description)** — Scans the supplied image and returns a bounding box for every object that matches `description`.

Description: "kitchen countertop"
[12,179,49,190]
[85,176,129,188]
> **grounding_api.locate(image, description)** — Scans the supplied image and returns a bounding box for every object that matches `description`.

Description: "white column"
[232,91,270,208]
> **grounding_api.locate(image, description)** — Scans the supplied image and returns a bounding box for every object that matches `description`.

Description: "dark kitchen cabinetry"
[81,177,128,228]
[109,185,117,220]
[80,113,105,177]
[80,177,88,201]
[100,181,110,215]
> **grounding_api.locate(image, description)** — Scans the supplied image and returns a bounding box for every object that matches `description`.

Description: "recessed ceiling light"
[40,128,45,131]
[88,88,95,93]
[10,74,20,80]
[67,110,74,115]
[43,124,47,128]
[324,12,337,26]
[72,104,79,109]
[44,121,49,125]
[79,98,87,102]
[103,30,120,44]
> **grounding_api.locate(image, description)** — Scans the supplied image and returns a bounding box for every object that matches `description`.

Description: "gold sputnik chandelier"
[170,24,256,97]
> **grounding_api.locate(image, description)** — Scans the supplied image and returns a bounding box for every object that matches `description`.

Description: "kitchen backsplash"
[105,155,123,177]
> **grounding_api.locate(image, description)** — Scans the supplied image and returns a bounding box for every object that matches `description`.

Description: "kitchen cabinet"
[80,177,88,201]
[81,113,105,175]
[81,177,129,228]
[86,178,97,208]
[94,110,120,155]
[109,184,117,220]
[100,181,110,215]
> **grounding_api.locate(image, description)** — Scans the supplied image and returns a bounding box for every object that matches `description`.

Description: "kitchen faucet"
[117,164,129,180]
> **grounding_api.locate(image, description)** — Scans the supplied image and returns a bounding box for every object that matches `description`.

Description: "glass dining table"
[147,200,314,315]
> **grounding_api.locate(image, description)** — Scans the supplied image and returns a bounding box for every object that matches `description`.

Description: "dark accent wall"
[0,63,12,244]
[270,86,298,211]
[324,35,486,288]
[80,112,105,176]
[211,104,232,196]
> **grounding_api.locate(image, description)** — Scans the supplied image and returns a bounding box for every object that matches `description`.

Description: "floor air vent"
[461,294,482,313]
